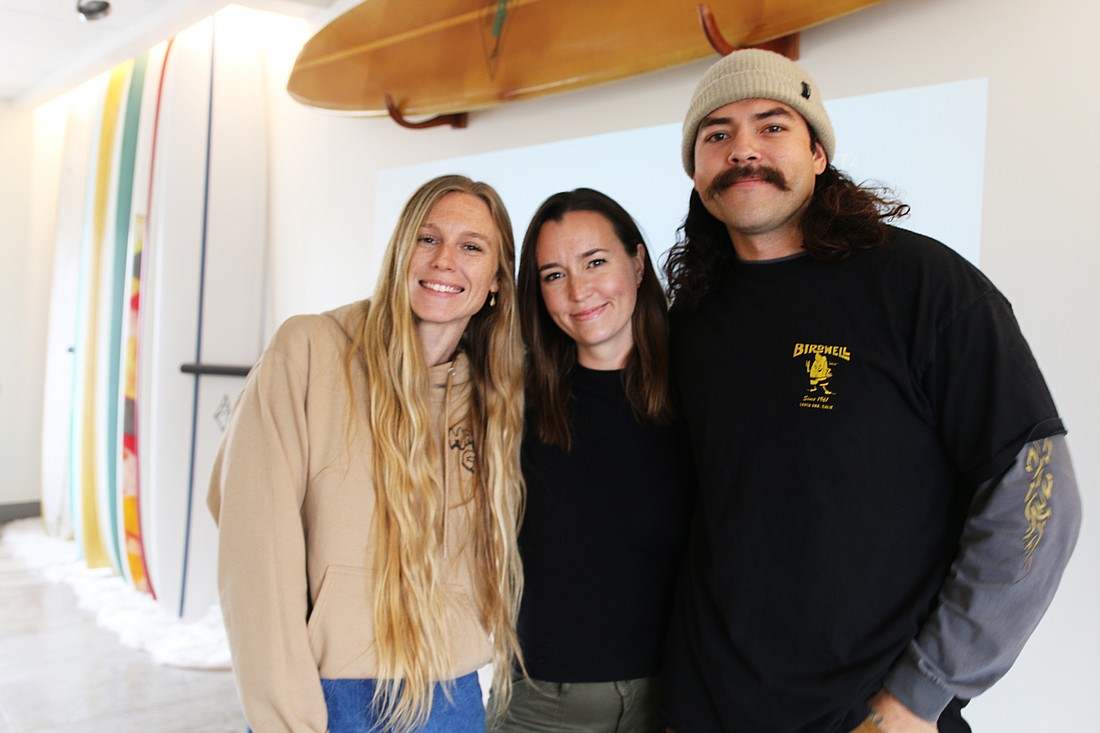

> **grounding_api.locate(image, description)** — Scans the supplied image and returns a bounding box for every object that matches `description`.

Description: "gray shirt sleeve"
[882,433,1082,720]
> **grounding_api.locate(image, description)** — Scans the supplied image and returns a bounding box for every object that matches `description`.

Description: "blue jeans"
[322,672,485,733]
[246,672,484,733]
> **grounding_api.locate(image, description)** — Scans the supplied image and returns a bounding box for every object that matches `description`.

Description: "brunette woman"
[495,189,693,733]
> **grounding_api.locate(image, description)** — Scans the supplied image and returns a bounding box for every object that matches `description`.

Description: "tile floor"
[0,530,245,732]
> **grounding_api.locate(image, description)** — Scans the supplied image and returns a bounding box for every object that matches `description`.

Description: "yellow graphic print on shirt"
[807,353,834,394]
[793,342,850,411]
[1023,438,1054,569]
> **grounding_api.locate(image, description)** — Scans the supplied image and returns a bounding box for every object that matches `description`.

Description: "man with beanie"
[662,49,1081,733]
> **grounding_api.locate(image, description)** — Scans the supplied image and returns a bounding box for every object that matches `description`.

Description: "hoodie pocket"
[307,565,378,677]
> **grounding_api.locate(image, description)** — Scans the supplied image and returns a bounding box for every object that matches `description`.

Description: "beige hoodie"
[207,300,490,732]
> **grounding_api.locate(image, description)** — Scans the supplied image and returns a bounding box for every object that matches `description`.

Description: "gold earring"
[489,291,497,307]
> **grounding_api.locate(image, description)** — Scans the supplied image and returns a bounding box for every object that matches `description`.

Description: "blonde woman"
[208,175,525,733]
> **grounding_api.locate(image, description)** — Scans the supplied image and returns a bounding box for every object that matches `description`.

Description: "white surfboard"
[41,81,100,541]
[115,44,168,594]
[142,12,268,620]
[68,74,109,563]
[135,38,176,603]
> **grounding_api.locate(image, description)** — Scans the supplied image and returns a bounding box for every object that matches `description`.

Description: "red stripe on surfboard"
[127,37,176,601]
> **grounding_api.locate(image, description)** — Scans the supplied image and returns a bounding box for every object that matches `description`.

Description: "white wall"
[7,0,1097,728]
[0,102,55,508]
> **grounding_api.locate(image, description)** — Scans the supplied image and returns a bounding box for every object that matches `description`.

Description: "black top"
[663,227,1063,733]
[517,365,694,682]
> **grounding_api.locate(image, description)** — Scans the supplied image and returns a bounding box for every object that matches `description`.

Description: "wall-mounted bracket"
[698,3,800,59]
[384,94,469,130]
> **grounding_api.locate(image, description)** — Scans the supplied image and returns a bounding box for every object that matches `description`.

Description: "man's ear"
[812,141,827,175]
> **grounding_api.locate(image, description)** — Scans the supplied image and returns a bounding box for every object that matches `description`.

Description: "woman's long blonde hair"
[345,175,524,731]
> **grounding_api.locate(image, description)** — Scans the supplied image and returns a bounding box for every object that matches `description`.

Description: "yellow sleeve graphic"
[1023,438,1054,569]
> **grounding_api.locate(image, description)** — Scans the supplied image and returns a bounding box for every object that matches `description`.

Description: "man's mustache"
[705,166,790,199]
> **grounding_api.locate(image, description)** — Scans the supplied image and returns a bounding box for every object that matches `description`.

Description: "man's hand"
[866,689,938,733]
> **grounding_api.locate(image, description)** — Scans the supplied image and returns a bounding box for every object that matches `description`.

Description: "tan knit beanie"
[682,49,835,176]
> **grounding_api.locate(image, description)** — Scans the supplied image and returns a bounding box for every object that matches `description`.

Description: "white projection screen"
[376,78,988,276]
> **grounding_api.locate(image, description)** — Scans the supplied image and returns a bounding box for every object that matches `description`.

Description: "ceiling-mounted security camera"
[76,1,111,21]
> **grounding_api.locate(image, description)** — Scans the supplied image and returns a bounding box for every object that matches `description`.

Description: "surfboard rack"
[385,94,468,130]
[179,363,252,377]
[698,3,800,59]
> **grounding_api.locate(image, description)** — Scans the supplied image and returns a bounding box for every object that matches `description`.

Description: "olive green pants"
[490,675,663,733]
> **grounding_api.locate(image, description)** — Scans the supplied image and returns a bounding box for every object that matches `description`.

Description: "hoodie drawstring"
[441,361,456,560]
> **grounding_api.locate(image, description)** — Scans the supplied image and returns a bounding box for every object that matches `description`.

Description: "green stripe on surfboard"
[80,62,130,570]
[103,53,148,577]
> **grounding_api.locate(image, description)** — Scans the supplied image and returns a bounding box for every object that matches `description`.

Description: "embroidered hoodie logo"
[449,425,476,473]
[793,342,850,410]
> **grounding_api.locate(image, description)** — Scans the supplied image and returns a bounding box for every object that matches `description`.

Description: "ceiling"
[0,0,340,109]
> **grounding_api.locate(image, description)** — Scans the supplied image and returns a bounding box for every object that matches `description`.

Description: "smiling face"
[535,210,645,370]
[406,191,501,362]
[692,98,827,259]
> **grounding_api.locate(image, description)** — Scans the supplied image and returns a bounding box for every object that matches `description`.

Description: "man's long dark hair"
[517,188,676,449]
[664,164,910,311]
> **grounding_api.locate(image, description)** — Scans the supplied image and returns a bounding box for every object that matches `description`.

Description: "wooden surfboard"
[287,0,879,115]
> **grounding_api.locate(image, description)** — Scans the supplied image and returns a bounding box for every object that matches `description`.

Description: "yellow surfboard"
[79,63,131,570]
[288,0,879,116]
